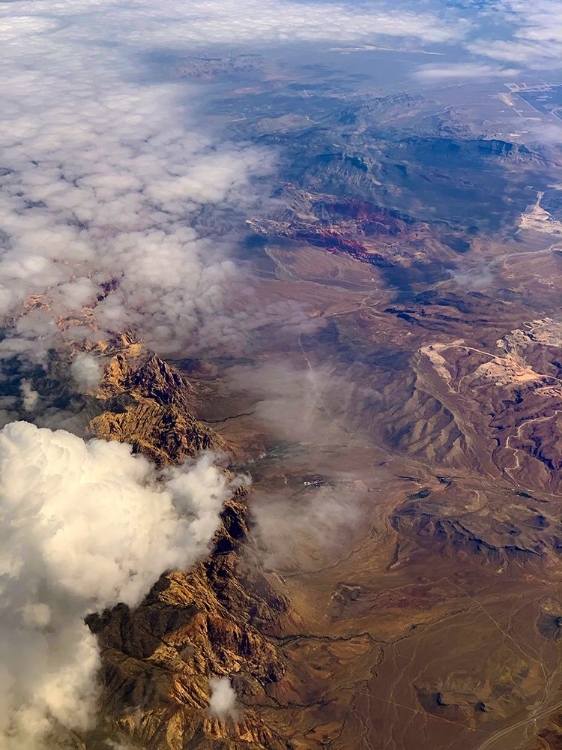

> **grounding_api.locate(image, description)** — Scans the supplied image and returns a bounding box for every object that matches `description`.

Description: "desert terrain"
[5,48,562,750]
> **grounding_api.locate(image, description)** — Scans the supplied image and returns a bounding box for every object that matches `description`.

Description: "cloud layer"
[414,62,519,81]
[0,0,468,365]
[208,677,239,720]
[0,44,271,356]
[0,421,239,747]
[1,0,467,48]
[467,0,562,70]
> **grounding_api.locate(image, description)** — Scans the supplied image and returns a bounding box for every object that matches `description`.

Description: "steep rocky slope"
[89,337,225,464]
[61,337,292,749]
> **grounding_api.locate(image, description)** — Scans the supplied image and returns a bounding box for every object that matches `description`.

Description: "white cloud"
[71,353,103,391]
[467,39,562,68]
[3,0,468,47]
[413,62,519,81]
[0,2,278,359]
[0,0,469,365]
[0,67,272,355]
[0,0,466,356]
[0,16,58,39]
[228,360,380,446]
[251,484,365,570]
[467,0,562,69]
[208,677,238,720]
[0,420,239,748]
[20,380,39,411]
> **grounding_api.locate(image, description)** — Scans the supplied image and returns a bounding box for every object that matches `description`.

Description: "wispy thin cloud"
[413,61,520,81]
[467,0,562,69]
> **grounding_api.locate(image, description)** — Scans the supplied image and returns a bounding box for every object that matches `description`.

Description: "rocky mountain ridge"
[82,340,294,749]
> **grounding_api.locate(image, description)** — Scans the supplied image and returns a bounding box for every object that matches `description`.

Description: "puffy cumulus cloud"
[71,352,103,391]
[5,0,468,47]
[208,677,239,720]
[0,4,278,364]
[0,0,459,744]
[121,1,465,46]
[413,62,519,81]
[20,379,40,411]
[0,420,240,747]
[0,57,272,356]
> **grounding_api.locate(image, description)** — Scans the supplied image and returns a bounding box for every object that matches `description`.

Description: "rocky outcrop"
[89,338,224,464]
[75,338,292,749]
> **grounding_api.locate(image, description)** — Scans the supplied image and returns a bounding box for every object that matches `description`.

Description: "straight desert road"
[477,697,562,750]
